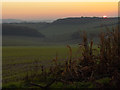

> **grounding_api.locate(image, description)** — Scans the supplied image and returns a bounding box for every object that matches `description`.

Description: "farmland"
[2,45,80,86]
[2,17,120,88]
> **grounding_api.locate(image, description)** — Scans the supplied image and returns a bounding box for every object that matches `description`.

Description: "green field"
[3,45,81,85]
[2,18,119,88]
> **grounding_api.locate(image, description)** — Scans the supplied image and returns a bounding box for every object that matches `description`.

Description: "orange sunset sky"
[2,2,118,20]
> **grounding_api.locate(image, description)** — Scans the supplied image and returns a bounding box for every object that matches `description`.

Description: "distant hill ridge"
[2,24,45,37]
[52,17,117,25]
[2,19,24,23]
[2,17,118,46]
[2,17,118,24]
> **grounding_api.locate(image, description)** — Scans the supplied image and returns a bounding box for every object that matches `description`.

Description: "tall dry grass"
[25,26,120,88]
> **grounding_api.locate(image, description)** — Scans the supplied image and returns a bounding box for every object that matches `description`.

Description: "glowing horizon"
[2,0,119,2]
[2,2,118,20]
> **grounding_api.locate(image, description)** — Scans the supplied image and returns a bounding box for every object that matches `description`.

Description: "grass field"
[3,45,81,85]
[2,20,119,88]
[2,26,119,88]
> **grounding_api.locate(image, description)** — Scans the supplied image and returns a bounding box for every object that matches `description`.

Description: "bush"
[24,26,120,88]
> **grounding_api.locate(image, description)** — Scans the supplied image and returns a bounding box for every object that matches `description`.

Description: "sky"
[1,0,119,2]
[2,1,118,21]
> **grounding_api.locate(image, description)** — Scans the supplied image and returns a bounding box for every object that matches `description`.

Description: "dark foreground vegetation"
[3,26,120,88]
